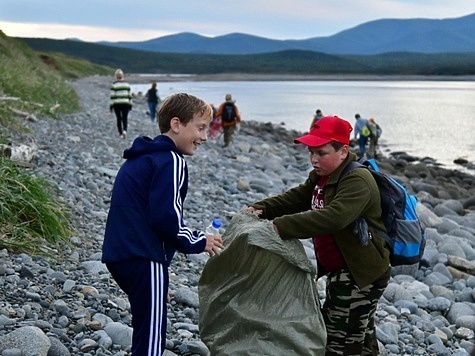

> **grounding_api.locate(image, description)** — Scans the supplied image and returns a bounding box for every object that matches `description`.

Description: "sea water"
[131,80,475,172]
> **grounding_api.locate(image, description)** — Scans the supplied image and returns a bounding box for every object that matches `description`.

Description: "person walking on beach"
[309,109,324,130]
[246,116,391,355]
[215,93,241,148]
[102,93,224,355]
[208,103,222,139]
[146,82,161,122]
[110,69,133,139]
[367,118,382,158]
[353,113,371,157]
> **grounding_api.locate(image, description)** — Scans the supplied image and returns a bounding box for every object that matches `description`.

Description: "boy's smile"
[175,113,210,155]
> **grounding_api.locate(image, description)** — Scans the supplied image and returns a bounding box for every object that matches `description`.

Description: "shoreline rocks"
[0,76,474,355]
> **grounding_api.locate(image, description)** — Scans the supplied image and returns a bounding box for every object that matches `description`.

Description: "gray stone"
[47,336,71,356]
[434,204,459,217]
[93,330,112,349]
[438,238,467,258]
[79,261,108,274]
[424,272,452,287]
[174,287,199,308]
[437,218,460,234]
[441,199,465,215]
[104,322,132,346]
[376,322,400,344]
[0,326,50,356]
[52,300,70,317]
[455,315,475,330]
[426,296,452,312]
[447,303,475,324]
[1,349,22,356]
[186,340,210,355]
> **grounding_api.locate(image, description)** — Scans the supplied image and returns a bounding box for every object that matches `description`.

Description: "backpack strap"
[337,160,378,247]
[339,160,364,183]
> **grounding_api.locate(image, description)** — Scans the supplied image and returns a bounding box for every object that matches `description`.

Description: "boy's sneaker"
[122,131,127,139]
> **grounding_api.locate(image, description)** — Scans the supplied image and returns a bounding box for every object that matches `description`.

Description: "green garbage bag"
[199,212,326,355]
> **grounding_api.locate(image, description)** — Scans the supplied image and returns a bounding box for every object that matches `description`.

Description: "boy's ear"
[170,117,181,133]
[340,144,349,157]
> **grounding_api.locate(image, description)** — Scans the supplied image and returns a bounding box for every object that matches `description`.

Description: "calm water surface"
[131,81,475,172]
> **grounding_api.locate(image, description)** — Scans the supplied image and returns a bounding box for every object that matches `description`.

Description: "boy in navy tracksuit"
[102,93,224,355]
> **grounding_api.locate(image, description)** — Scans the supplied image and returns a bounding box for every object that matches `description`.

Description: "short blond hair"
[158,93,212,133]
[115,69,124,80]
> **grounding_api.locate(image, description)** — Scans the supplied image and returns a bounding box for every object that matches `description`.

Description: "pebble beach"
[1,75,475,355]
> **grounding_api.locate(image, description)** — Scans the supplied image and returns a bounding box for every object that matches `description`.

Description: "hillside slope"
[17,36,475,76]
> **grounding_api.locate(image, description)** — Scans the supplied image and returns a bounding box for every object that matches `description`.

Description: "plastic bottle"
[205,219,222,237]
[205,218,222,253]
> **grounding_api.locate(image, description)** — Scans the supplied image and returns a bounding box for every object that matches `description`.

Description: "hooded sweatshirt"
[102,135,206,266]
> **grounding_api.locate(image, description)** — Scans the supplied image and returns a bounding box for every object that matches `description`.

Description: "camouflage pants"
[223,125,235,147]
[322,268,390,356]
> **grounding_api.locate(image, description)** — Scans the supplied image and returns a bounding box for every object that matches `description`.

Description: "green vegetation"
[0,31,112,133]
[0,31,113,256]
[17,36,475,76]
[0,157,72,255]
[42,51,113,79]
[0,31,77,134]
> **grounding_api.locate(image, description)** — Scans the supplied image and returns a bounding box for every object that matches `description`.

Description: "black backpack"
[341,158,426,266]
[221,102,236,123]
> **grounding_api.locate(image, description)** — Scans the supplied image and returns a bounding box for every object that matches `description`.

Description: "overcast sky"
[1,0,475,42]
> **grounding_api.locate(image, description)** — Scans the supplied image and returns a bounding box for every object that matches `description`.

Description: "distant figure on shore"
[109,69,132,139]
[145,82,161,122]
[353,113,370,157]
[309,109,323,130]
[367,118,382,158]
[215,93,241,148]
[208,104,222,139]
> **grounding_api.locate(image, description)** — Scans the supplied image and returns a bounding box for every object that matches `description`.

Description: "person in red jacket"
[215,93,241,148]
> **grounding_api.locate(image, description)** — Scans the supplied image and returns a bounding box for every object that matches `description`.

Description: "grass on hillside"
[0,157,72,256]
[0,32,114,256]
[0,31,109,136]
[0,39,77,118]
[42,51,113,79]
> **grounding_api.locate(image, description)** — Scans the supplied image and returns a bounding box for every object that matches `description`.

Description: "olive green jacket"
[251,152,390,288]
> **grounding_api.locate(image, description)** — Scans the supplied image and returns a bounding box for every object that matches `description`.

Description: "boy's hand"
[205,234,224,256]
[245,206,262,216]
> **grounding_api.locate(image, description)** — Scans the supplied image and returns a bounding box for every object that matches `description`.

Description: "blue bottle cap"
[212,219,221,229]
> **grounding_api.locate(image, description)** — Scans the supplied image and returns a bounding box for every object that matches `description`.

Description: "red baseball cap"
[294,116,353,147]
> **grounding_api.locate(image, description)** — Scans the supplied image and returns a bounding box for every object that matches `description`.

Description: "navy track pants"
[107,259,169,355]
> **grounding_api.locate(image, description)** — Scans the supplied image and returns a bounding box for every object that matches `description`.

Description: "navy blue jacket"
[102,135,206,266]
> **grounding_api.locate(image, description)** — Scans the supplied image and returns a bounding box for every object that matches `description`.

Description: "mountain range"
[96,13,475,55]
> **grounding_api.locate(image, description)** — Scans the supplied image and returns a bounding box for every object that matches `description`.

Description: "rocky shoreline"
[0,76,474,355]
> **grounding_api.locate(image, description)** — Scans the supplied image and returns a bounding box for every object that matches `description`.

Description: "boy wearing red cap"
[248,116,390,355]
